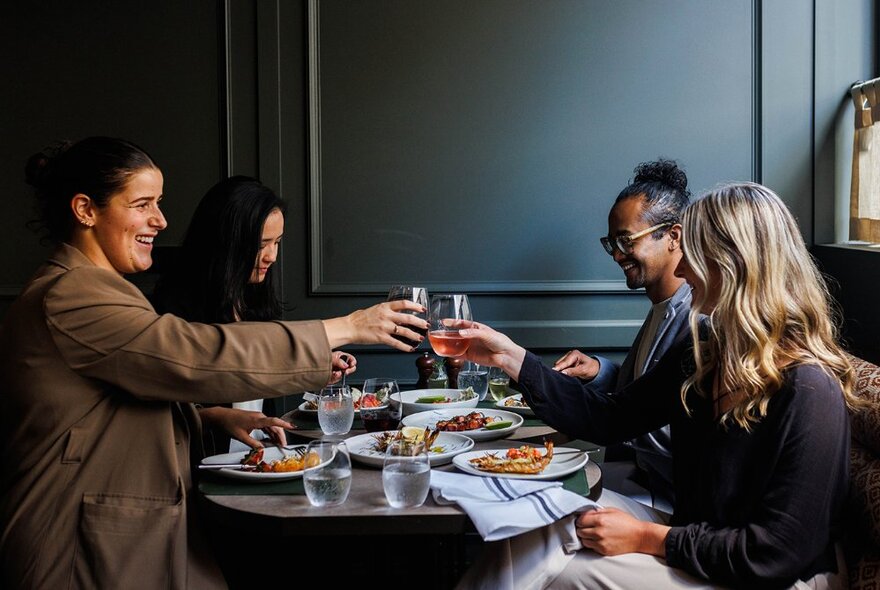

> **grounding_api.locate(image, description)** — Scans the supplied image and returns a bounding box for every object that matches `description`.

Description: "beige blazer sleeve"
[43,264,332,403]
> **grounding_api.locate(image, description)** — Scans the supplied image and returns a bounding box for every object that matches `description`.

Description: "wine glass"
[303,439,352,507]
[317,384,354,437]
[360,378,402,432]
[428,294,473,358]
[382,439,431,508]
[386,286,429,348]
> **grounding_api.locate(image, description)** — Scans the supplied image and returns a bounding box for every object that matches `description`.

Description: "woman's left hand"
[327,351,357,384]
[575,508,670,557]
[198,406,293,448]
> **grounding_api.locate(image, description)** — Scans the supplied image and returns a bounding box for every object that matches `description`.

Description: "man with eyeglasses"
[553,159,692,512]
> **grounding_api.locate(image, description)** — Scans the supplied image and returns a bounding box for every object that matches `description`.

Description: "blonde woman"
[456,182,857,589]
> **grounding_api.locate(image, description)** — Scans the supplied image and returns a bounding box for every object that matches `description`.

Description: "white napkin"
[430,470,598,542]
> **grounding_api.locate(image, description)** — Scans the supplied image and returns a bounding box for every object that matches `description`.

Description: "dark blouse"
[516,340,848,588]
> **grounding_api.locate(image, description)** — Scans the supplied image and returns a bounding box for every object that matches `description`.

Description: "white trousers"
[459,489,846,590]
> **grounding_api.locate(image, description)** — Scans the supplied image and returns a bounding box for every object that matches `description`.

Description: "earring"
[79,219,93,228]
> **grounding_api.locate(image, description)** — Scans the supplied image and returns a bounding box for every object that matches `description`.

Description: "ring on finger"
[393,325,399,335]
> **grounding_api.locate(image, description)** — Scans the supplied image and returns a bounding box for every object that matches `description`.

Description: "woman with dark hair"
[0,137,427,589]
[153,176,355,452]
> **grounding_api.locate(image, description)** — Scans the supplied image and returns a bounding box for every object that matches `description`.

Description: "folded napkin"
[430,470,598,542]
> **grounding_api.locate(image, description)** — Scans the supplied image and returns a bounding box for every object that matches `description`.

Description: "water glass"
[360,378,402,432]
[317,385,354,436]
[488,367,510,402]
[457,361,489,401]
[382,440,431,508]
[303,439,352,507]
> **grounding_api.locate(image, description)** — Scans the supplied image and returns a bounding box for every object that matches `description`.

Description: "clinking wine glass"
[386,286,429,348]
[428,294,473,358]
[360,378,402,432]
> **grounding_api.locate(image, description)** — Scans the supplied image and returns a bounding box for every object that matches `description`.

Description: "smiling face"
[76,167,167,275]
[674,251,721,313]
[606,195,683,302]
[249,208,284,284]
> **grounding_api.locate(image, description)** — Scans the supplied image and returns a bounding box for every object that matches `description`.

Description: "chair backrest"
[843,354,880,589]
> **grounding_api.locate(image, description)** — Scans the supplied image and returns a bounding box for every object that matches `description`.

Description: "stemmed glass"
[386,286,429,348]
[303,439,352,507]
[427,294,473,358]
[360,378,402,432]
[317,384,354,437]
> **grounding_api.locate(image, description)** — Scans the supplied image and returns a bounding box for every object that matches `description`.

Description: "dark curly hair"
[615,158,691,231]
[25,137,157,244]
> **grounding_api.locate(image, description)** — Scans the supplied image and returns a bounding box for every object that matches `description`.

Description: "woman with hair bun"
[0,136,427,589]
[456,182,856,589]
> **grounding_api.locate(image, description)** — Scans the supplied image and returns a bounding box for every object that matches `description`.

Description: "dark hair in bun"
[25,136,157,243]
[615,158,691,228]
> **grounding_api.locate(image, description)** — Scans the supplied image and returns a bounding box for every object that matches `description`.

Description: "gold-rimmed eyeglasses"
[600,222,672,255]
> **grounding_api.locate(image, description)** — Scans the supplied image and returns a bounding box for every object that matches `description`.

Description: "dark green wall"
[1,0,876,386]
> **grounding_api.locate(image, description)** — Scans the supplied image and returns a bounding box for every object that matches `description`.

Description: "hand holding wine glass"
[386,286,429,349]
[428,294,473,358]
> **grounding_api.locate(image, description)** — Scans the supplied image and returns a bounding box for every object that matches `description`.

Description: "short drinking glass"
[457,361,489,401]
[303,439,352,507]
[488,367,510,402]
[382,440,431,508]
[317,385,354,436]
[428,294,473,358]
[360,378,402,432]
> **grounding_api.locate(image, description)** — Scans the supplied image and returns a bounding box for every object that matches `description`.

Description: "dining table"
[198,395,604,589]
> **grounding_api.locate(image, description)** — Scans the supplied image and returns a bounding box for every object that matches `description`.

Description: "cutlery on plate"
[198,464,253,470]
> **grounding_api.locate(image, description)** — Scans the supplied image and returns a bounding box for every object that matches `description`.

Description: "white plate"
[452,446,587,481]
[200,446,309,482]
[401,409,523,441]
[390,389,480,416]
[346,430,474,467]
[495,393,535,417]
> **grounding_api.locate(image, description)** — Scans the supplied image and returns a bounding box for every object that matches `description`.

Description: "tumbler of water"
[457,361,489,401]
[303,439,352,507]
[382,440,431,508]
[317,385,354,436]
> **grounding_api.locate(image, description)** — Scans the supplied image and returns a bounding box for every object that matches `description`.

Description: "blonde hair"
[680,182,856,429]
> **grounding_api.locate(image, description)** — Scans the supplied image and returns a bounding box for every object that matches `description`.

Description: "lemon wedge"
[400,426,425,442]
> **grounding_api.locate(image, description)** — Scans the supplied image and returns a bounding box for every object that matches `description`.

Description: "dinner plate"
[495,393,535,417]
[401,409,523,442]
[346,430,474,467]
[200,445,309,482]
[294,401,361,416]
[451,446,587,481]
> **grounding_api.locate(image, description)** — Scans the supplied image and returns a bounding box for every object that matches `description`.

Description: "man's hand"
[553,350,600,379]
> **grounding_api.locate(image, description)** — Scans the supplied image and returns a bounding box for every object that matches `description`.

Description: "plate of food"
[401,409,523,442]
[390,388,479,416]
[495,393,535,417]
[199,445,316,482]
[451,442,587,481]
[346,428,474,467]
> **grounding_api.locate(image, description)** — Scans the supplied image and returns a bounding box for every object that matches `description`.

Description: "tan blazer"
[0,244,332,588]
